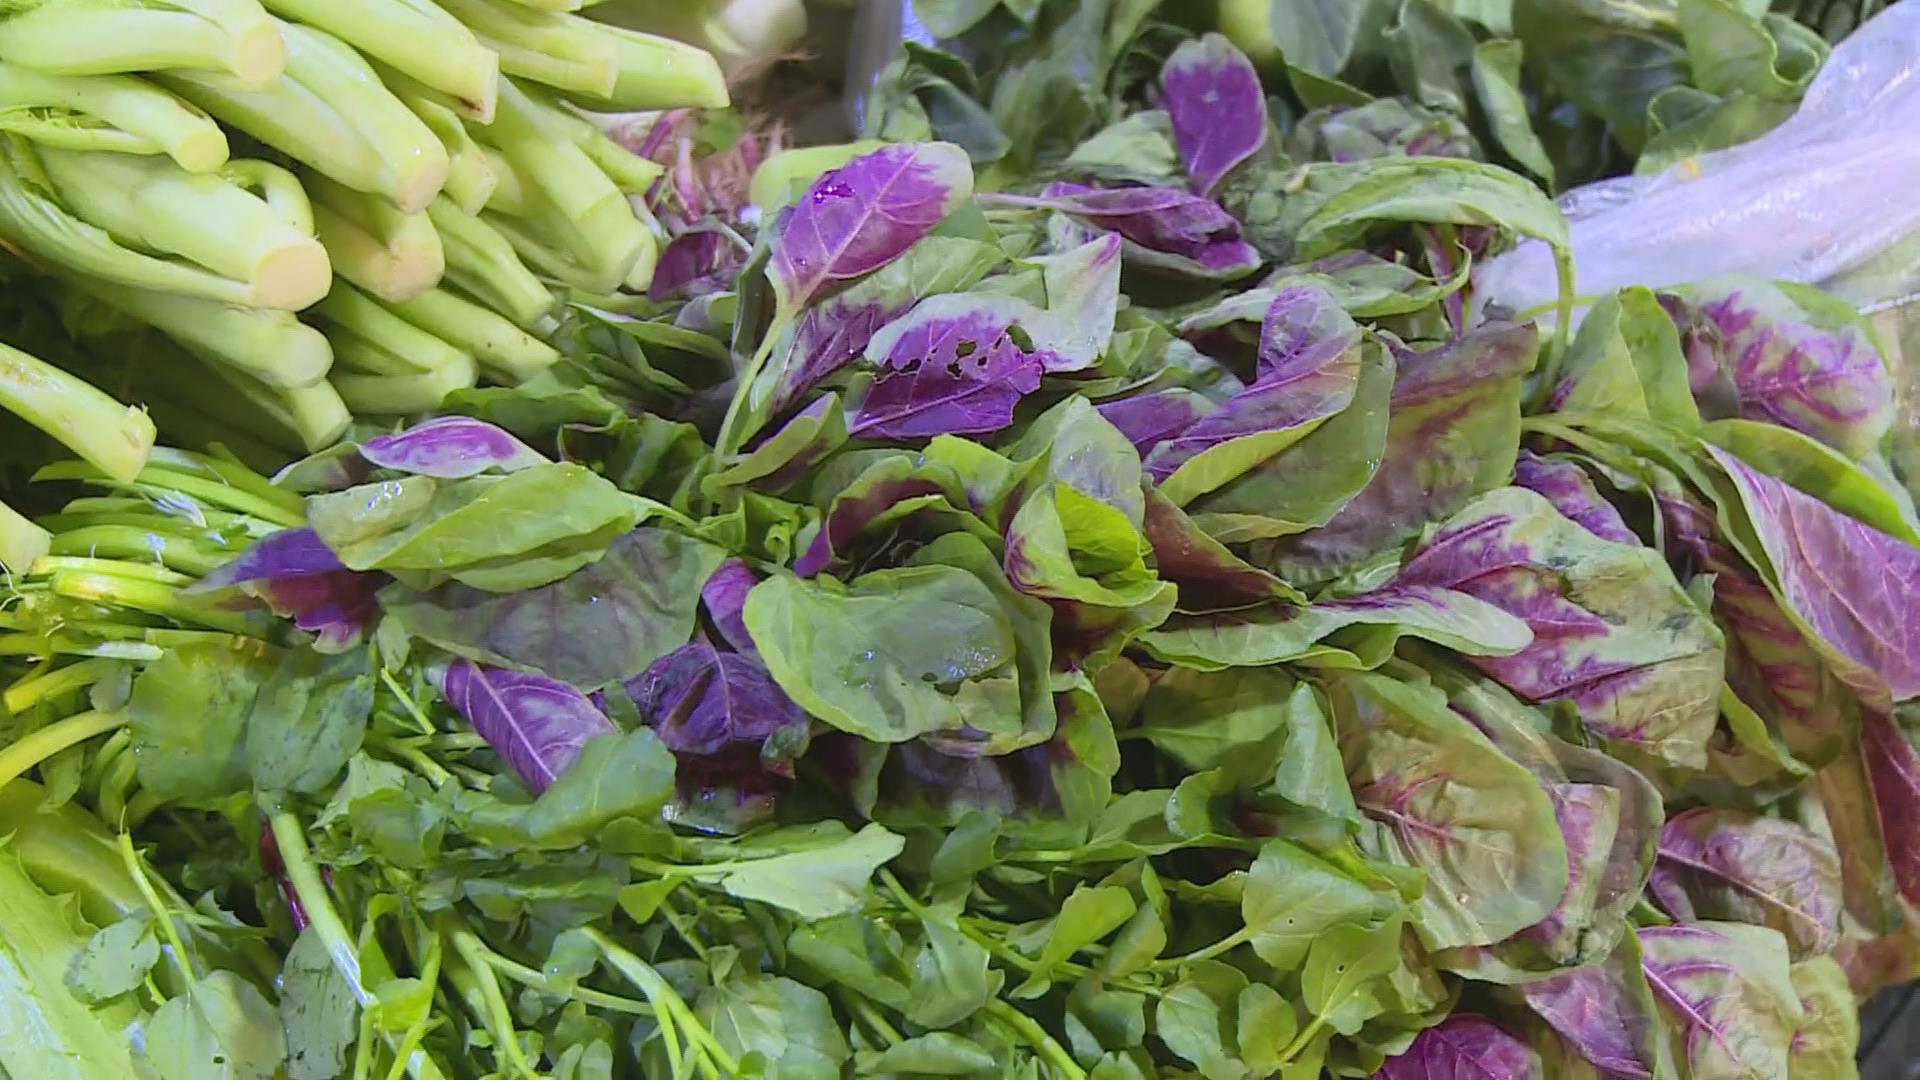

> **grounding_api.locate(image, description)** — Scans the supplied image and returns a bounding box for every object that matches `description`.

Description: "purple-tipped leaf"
[439,660,616,793]
[767,142,975,313]
[1708,445,1920,704]
[1145,285,1363,494]
[1393,487,1724,771]
[624,643,806,757]
[848,297,1048,439]
[1374,1015,1540,1079]
[1520,936,1664,1079]
[195,527,346,590]
[1637,923,1803,1080]
[1650,807,1842,959]
[1512,451,1639,546]
[1160,33,1268,197]
[1861,709,1920,905]
[1676,279,1895,460]
[649,229,738,301]
[358,416,548,479]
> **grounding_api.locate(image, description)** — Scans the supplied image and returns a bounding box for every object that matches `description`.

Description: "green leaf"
[1678,0,1819,100]
[1014,884,1137,997]
[458,729,676,850]
[128,642,272,801]
[245,646,372,796]
[311,464,638,589]
[1236,983,1297,1075]
[1788,956,1859,1080]
[699,824,904,921]
[279,926,358,1080]
[64,913,158,1004]
[0,854,140,1074]
[1154,960,1249,1079]
[865,1032,999,1075]
[1264,0,1369,78]
[907,920,1001,1029]
[1386,0,1477,115]
[702,972,850,1080]
[746,566,1019,743]
[1300,914,1404,1035]
[147,970,288,1080]
[1472,40,1555,184]
[380,528,727,690]
[1243,839,1379,970]
[1289,157,1570,263]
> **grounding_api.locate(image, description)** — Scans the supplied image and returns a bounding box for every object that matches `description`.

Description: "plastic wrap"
[1479,0,1920,319]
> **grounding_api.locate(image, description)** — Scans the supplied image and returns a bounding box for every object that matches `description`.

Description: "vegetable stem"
[268,811,371,1006]
[985,999,1088,1080]
[0,709,127,792]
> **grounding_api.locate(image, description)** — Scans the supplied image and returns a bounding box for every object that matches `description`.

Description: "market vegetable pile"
[0,0,1916,1076]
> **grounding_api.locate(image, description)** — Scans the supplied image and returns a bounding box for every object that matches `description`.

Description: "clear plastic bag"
[1479,0,1920,319]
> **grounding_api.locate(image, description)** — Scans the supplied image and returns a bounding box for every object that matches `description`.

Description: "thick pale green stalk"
[523,89,662,194]
[191,358,352,451]
[80,280,332,389]
[309,172,445,303]
[486,203,653,294]
[314,283,468,375]
[436,0,617,97]
[425,196,554,328]
[38,148,328,309]
[332,353,478,414]
[388,287,559,384]
[0,138,270,306]
[589,23,730,110]
[377,66,497,213]
[0,0,284,84]
[260,0,498,119]
[0,63,228,172]
[477,145,535,216]
[0,340,155,482]
[160,20,448,212]
[0,500,50,577]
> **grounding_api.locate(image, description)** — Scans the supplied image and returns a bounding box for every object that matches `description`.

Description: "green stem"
[476,950,655,1015]
[984,999,1088,1080]
[1147,925,1255,970]
[268,812,370,1006]
[585,927,739,1076]
[0,709,127,792]
[1,657,119,714]
[843,993,904,1047]
[118,833,195,984]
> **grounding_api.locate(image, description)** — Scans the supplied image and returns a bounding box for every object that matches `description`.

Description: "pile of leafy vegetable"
[1,0,1919,1077]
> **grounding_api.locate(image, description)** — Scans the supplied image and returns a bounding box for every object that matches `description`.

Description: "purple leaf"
[438,660,616,793]
[1393,487,1724,770]
[793,455,968,578]
[1637,923,1802,1080]
[701,559,761,654]
[1094,391,1213,456]
[847,298,1047,440]
[649,229,739,301]
[1707,445,1920,704]
[359,417,548,479]
[1160,33,1267,197]
[1520,940,1663,1079]
[1145,285,1363,486]
[1028,181,1262,278]
[1512,451,1639,546]
[1374,1015,1539,1079]
[1861,709,1920,905]
[624,643,806,757]
[1650,807,1842,959]
[1252,322,1535,580]
[190,527,380,651]
[1679,280,1895,460]
[767,142,974,314]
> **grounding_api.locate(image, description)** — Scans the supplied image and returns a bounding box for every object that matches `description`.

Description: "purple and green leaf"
[1649,807,1842,960]
[438,660,617,793]
[1159,33,1268,197]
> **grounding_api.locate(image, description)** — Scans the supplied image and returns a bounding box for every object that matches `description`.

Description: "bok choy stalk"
[386,286,560,384]
[376,65,498,214]
[310,282,472,377]
[35,149,330,310]
[257,0,500,121]
[159,19,449,213]
[76,279,334,389]
[0,136,306,308]
[307,172,445,304]
[0,338,153,574]
[332,352,479,414]
[0,0,284,85]
[424,196,555,328]
[438,0,728,109]
[0,63,229,173]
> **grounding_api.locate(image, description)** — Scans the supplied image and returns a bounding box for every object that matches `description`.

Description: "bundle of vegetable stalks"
[1,0,1919,1078]
[0,0,730,474]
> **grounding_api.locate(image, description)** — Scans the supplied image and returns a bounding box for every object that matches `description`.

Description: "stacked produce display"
[0,0,1917,1077]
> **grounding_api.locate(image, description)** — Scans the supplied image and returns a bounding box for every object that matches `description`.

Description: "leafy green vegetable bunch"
[1,1,1918,1078]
